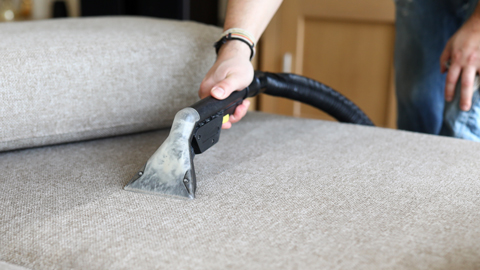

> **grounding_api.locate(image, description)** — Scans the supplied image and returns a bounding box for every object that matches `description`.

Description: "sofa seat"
[2,112,480,269]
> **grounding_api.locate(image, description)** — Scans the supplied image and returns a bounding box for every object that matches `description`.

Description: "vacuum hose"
[252,71,374,126]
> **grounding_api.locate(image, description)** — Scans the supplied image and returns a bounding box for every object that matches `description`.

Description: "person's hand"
[199,40,254,129]
[440,14,480,111]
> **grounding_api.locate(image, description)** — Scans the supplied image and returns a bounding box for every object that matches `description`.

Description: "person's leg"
[394,0,473,134]
[439,0,480,141]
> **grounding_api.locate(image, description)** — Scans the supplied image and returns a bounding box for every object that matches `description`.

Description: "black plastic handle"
[190,87,251,154]
[190,88,248,122]
[190,73,266,122]
[189,78,265,154]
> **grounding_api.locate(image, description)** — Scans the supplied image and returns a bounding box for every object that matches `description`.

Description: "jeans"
[394,0,480,141]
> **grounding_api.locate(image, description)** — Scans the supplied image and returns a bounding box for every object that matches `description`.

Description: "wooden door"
[259,0,396,128]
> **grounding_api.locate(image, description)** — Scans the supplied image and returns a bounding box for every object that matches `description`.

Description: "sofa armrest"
[0,16,220,152]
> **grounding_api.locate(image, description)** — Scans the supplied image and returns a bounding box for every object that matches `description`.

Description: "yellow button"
[222,114,230,124]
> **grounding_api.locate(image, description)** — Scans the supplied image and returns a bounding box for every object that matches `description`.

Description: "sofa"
[1,17,480,270]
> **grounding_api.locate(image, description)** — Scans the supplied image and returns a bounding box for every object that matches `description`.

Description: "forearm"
[223,0,283,41]
[199,0,282,127]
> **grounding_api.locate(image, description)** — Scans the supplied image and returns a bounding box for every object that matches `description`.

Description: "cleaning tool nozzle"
[124,108,200,199]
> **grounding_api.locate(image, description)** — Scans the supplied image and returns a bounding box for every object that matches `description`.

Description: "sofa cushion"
[0,17,220,152]
[1,112,480,269]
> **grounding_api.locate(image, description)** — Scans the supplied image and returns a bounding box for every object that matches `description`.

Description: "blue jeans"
[394,0,480,141]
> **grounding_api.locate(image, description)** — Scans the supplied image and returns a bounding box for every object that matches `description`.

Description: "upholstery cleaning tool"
[124,71,373,199]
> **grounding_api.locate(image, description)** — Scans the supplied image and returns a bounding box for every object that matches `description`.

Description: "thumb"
[210,75,241,100]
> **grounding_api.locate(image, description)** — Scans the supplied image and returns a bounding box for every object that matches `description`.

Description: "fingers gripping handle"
[191,88,248,122]
[191,73,265,122]
[189,91,245,154]
[189,84,252,154]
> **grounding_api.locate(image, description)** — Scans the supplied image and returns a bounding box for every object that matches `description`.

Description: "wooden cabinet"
[259,0,396,128]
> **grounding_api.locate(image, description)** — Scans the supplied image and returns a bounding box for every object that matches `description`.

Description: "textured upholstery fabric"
[1,112,480,269]
[0,17,220,152]
[0,262,30,270]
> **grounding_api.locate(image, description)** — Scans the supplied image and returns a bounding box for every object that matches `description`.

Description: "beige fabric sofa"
[2,17,480,270]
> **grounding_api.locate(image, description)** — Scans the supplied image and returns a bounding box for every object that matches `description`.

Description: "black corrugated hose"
[253,71,374,126]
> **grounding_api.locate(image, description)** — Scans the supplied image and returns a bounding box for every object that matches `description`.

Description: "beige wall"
[32,0,79,19]
[259,0,397,128]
